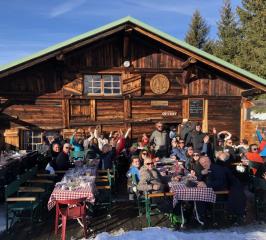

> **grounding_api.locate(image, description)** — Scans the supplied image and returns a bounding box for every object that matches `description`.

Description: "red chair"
[55,198,88,240]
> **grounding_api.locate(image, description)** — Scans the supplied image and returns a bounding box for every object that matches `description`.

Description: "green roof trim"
[0,16,265,87]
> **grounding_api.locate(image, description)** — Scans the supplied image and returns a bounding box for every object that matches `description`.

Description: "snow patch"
[82,225,266,240]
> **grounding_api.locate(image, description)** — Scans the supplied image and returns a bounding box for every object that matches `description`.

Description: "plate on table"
[157,158,176,165]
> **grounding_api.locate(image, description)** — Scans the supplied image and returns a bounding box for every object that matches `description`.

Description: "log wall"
[0,29,253,148]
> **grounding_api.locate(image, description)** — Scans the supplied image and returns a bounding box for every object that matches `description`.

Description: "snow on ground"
[84,225,266,240]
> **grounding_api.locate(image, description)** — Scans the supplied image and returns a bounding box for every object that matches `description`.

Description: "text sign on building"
[151,100,169,107]
[189,98,204,119]
[162,111,178,117]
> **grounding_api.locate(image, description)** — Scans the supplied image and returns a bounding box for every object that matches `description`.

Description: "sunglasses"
[146,162,154,166]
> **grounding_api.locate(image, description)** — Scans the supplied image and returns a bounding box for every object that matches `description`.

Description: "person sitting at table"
[170,139,186,162]
[126,143,140,161]
[139,149,149,166]
[246,144,264,174]
[187,150,203,177]
[45,158,57,174]
[137,157,165,193]
[215,151,231,168]
[70,129,84,152]
[138,157,176,214]
[50,143,61,160]
[197,156,246,221]
[98,139,117,170]
[138,133,149,149]
[115,128,131,157]
[127,156,141,182]
[127,156,141,200]
[44,143,61,174]
[56,143,71,171]
[223,138,237,163]
[184,146,194,170]
[83,127,95,150]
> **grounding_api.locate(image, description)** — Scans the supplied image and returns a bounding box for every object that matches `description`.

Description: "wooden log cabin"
[0,17,265,150]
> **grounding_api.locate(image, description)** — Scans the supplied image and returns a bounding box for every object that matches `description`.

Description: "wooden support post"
[124,98,131,119]
[182,99,189,120]
[240,98,246,141]
[202,99,208,133]
[62,99,70,128]
[90,99,96,121]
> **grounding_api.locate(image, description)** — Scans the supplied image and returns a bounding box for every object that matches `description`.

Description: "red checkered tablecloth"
[47,185,95,211]
[169,181,216,207]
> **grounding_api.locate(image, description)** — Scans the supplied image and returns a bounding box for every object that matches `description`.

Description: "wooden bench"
[95,177,112,211]
[144,192,175,227]
[144,190,230,227]
[5,167,45,232]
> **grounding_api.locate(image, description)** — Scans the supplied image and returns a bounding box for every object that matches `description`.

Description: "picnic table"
[48,185,95,211]
[169,181,216,206]
[47,165,98,211]
[169,180,216,227]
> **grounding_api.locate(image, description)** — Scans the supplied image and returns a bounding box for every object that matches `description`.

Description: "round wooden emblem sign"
[150,74,170,94]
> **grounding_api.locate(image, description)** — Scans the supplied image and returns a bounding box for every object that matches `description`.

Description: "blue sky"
[0,0,241,65]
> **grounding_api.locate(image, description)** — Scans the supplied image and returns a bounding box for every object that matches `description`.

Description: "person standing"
[149,122,170,157]
[185,122,206,152]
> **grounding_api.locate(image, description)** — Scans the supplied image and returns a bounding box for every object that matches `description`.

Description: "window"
[23,130,59,151]
[84,75,121,95]
[23,130,42,150]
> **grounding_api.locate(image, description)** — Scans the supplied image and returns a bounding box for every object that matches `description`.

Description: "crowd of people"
[39,119,266,225]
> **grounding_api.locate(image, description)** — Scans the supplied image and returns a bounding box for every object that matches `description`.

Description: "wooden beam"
[241,88,265,97]
[133,26,266,91]
[131,68,183,74]
[90,99,96,121]
[181,57,197,69]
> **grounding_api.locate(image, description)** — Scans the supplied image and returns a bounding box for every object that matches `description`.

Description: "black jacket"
[185,130,206,151]
[255,163,266,179]
[199,163,246,216]
[56,151,70,170]
[98,147,116,170]
[199,163,234,190]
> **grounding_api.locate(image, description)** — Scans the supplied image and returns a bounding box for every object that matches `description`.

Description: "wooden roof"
[0,16,265,90]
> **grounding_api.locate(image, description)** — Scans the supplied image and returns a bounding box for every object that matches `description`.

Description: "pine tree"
[185,10,212,52]
[214,0,240,63]
[235,0,266,78]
